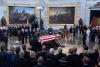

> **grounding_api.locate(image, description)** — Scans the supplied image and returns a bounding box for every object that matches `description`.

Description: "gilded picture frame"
[6,4,36,25]
[48,5,76,24]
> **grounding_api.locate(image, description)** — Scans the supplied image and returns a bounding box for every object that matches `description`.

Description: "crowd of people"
[0,17,100,67]
[0,43,100,67]
[69,24,100,45]
[0,22,100,50]
[0,24,100,67]
[0,25,33,47]
[67,18,100,46]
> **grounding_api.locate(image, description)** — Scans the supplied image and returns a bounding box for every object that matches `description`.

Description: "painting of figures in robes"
[49,7,75,24]
[9,6,35,24]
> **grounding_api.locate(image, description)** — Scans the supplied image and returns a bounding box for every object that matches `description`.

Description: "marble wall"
[0,0,100,29]
[0,7,4,19]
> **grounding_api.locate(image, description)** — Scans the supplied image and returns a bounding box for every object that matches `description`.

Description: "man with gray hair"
[46,48,57,67]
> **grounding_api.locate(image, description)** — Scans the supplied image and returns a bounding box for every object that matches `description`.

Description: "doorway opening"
[90,10,100,26]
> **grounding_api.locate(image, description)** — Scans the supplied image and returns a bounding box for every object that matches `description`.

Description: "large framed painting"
[9,6,35,24]
[49,7,75,24]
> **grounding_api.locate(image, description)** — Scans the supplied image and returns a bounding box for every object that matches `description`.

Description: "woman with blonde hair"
[8,46,15,53]
[30,51,36,59]
[29,51,37,67]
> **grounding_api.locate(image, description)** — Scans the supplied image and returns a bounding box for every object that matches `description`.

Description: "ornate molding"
[94,2,100,7]
[89,2,100,9]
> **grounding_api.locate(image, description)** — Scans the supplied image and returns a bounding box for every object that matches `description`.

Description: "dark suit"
[0,51,8,67]
[90,29,96,42]
[79,52,92,66]
[82,31,87,45]
[3,34,8,50]
[48,28,53,35]
[66,54,81,67]
[34,20,38,31]
[91,51,99,67]
[98,31,100,44]
[46,54,58,67]
[33,64,47,67]
[81,65,91,67]
[6,53,15,67]
[40,19,44,30]
[21,29,25,44]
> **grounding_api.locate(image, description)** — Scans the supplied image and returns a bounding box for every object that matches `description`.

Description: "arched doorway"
[90,10,100,26]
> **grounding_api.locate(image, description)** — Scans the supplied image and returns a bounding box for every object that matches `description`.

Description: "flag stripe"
[39,35,56,44]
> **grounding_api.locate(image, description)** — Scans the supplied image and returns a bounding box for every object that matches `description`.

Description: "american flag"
[39,35,56,44]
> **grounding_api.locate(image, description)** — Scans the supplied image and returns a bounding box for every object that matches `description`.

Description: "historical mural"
[49,7,75,24]
[9,6,35,24]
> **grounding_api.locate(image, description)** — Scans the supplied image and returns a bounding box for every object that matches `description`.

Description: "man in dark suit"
[66,48,81,67]
[46,48,58,67]
[21,28,25,44]
[48,26,53,35]
[56,47,67,67]
[72,25,76,39]
[78,18,83,35]
[22,45,30,59]
[13,47,21,67]
[33,56,47,67]
[79,46,93,66]
[34,19,38,31]
[29,15,36,24]
[91,47,99,67]
[1,16,6,26]
[31,21,35,31]
[90,28,96,43]
[82,30,87,46]
[81,57,91,67]
[30,15,36,30]
[56,47,66,60]
[40,18,44,30]
[17,28,22,42]
[3,32,8,50]
[36,46,47,61]
[24,27,28,43]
